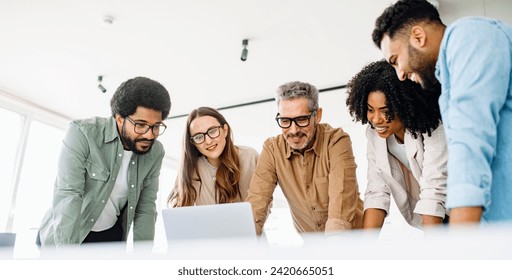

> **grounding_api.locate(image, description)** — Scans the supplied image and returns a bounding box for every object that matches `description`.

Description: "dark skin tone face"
[115,106,164,155]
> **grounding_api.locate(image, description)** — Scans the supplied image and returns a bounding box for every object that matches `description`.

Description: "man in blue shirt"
[371,0,512,224]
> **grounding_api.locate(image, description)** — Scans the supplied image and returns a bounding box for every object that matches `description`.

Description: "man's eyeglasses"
[275,110,317,128]
[190,126,222,144]
[125,117,167,136]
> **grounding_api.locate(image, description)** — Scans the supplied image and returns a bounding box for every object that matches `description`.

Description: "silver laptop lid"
[162,202,257,241]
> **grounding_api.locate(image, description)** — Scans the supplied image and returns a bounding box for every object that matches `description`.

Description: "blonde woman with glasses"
[168,107,259,207]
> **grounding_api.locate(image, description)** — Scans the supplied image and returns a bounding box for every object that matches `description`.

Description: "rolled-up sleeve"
[414,125,447,218]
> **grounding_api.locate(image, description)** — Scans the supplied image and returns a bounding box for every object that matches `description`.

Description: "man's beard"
[286,131,309,150]
[286,125,317,152]
[408,44,441,93]
[121,125,154,155]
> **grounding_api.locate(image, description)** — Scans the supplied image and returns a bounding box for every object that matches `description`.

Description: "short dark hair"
[110,76,171,119]
[346,60,441,138]
[372,0,443,48]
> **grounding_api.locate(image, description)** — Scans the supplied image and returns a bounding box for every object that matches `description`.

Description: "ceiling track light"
[241,39,249,61]
[103,15,114,25]
[98,75,107,93]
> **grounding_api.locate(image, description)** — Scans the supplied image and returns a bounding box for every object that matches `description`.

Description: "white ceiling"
[1,0,511,166]
[0,0,394,119]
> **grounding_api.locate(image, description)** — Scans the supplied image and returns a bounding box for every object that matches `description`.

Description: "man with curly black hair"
[346,60,447,230]
[38,76,171,246]
[373,0,512,225]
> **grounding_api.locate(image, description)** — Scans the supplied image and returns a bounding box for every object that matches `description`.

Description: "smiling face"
[367,91,405,143]
[381,33,439,91]
[189,115,228,167]
[115,106,163,155]
[278,97,322,151]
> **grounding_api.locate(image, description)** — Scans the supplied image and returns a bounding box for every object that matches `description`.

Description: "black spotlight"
[241,39,249,61]
[98,75,107,93]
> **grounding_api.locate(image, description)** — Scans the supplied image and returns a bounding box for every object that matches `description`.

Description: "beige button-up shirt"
[169,145,259,206]
[247,123,363,234]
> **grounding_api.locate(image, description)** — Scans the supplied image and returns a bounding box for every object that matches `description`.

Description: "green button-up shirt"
[38,116,164,246]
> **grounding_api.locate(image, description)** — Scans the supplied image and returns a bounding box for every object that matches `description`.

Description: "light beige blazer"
[364,124,448,229]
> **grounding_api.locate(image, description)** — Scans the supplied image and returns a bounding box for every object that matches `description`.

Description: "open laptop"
[162,202,257,242]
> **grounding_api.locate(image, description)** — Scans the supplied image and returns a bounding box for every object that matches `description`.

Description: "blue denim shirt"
[38,117,165,245]
[436,17,512,222]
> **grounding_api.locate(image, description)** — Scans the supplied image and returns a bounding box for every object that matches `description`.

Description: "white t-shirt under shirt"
[91,149,133,231]
[387,134,411,170]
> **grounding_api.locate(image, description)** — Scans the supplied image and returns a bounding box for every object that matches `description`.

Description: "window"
[0,108,25,232]
[13,120,64,232]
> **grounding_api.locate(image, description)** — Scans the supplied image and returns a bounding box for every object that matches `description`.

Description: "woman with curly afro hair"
[346,60,448,230]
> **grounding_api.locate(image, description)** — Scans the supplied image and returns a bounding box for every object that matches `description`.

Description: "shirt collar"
[105,116,120,143]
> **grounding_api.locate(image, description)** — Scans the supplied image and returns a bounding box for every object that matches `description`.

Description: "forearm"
[52,193,84,244]
[449,207,483,225]
[362,208,385,229]
[246,190,272,235]
[246,143,277,235]
[327,163,360,227]
[246,174,275,235]
[417,125,448,218]
[421,214,443,226]
[133,173,160,240]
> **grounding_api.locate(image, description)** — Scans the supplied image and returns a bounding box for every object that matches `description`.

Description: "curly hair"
[276,81,319,111]
[346,60,441,138]
[168,107,241,207]
[111,76,171,119]
[372,0,443,48]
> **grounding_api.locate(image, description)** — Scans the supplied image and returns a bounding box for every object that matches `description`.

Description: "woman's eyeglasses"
[190,125,222,144]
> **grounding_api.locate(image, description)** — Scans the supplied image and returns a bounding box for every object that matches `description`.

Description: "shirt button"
[311,206,316,210]
[90,219,95,222]
[101,200,105,203]
[118,154,122,157]
[112,178,115,181]
[131,161,135,165]
[317,222,322,227]
[131,185,135,188]
[130,206,133,210]
[92,173,96,177]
